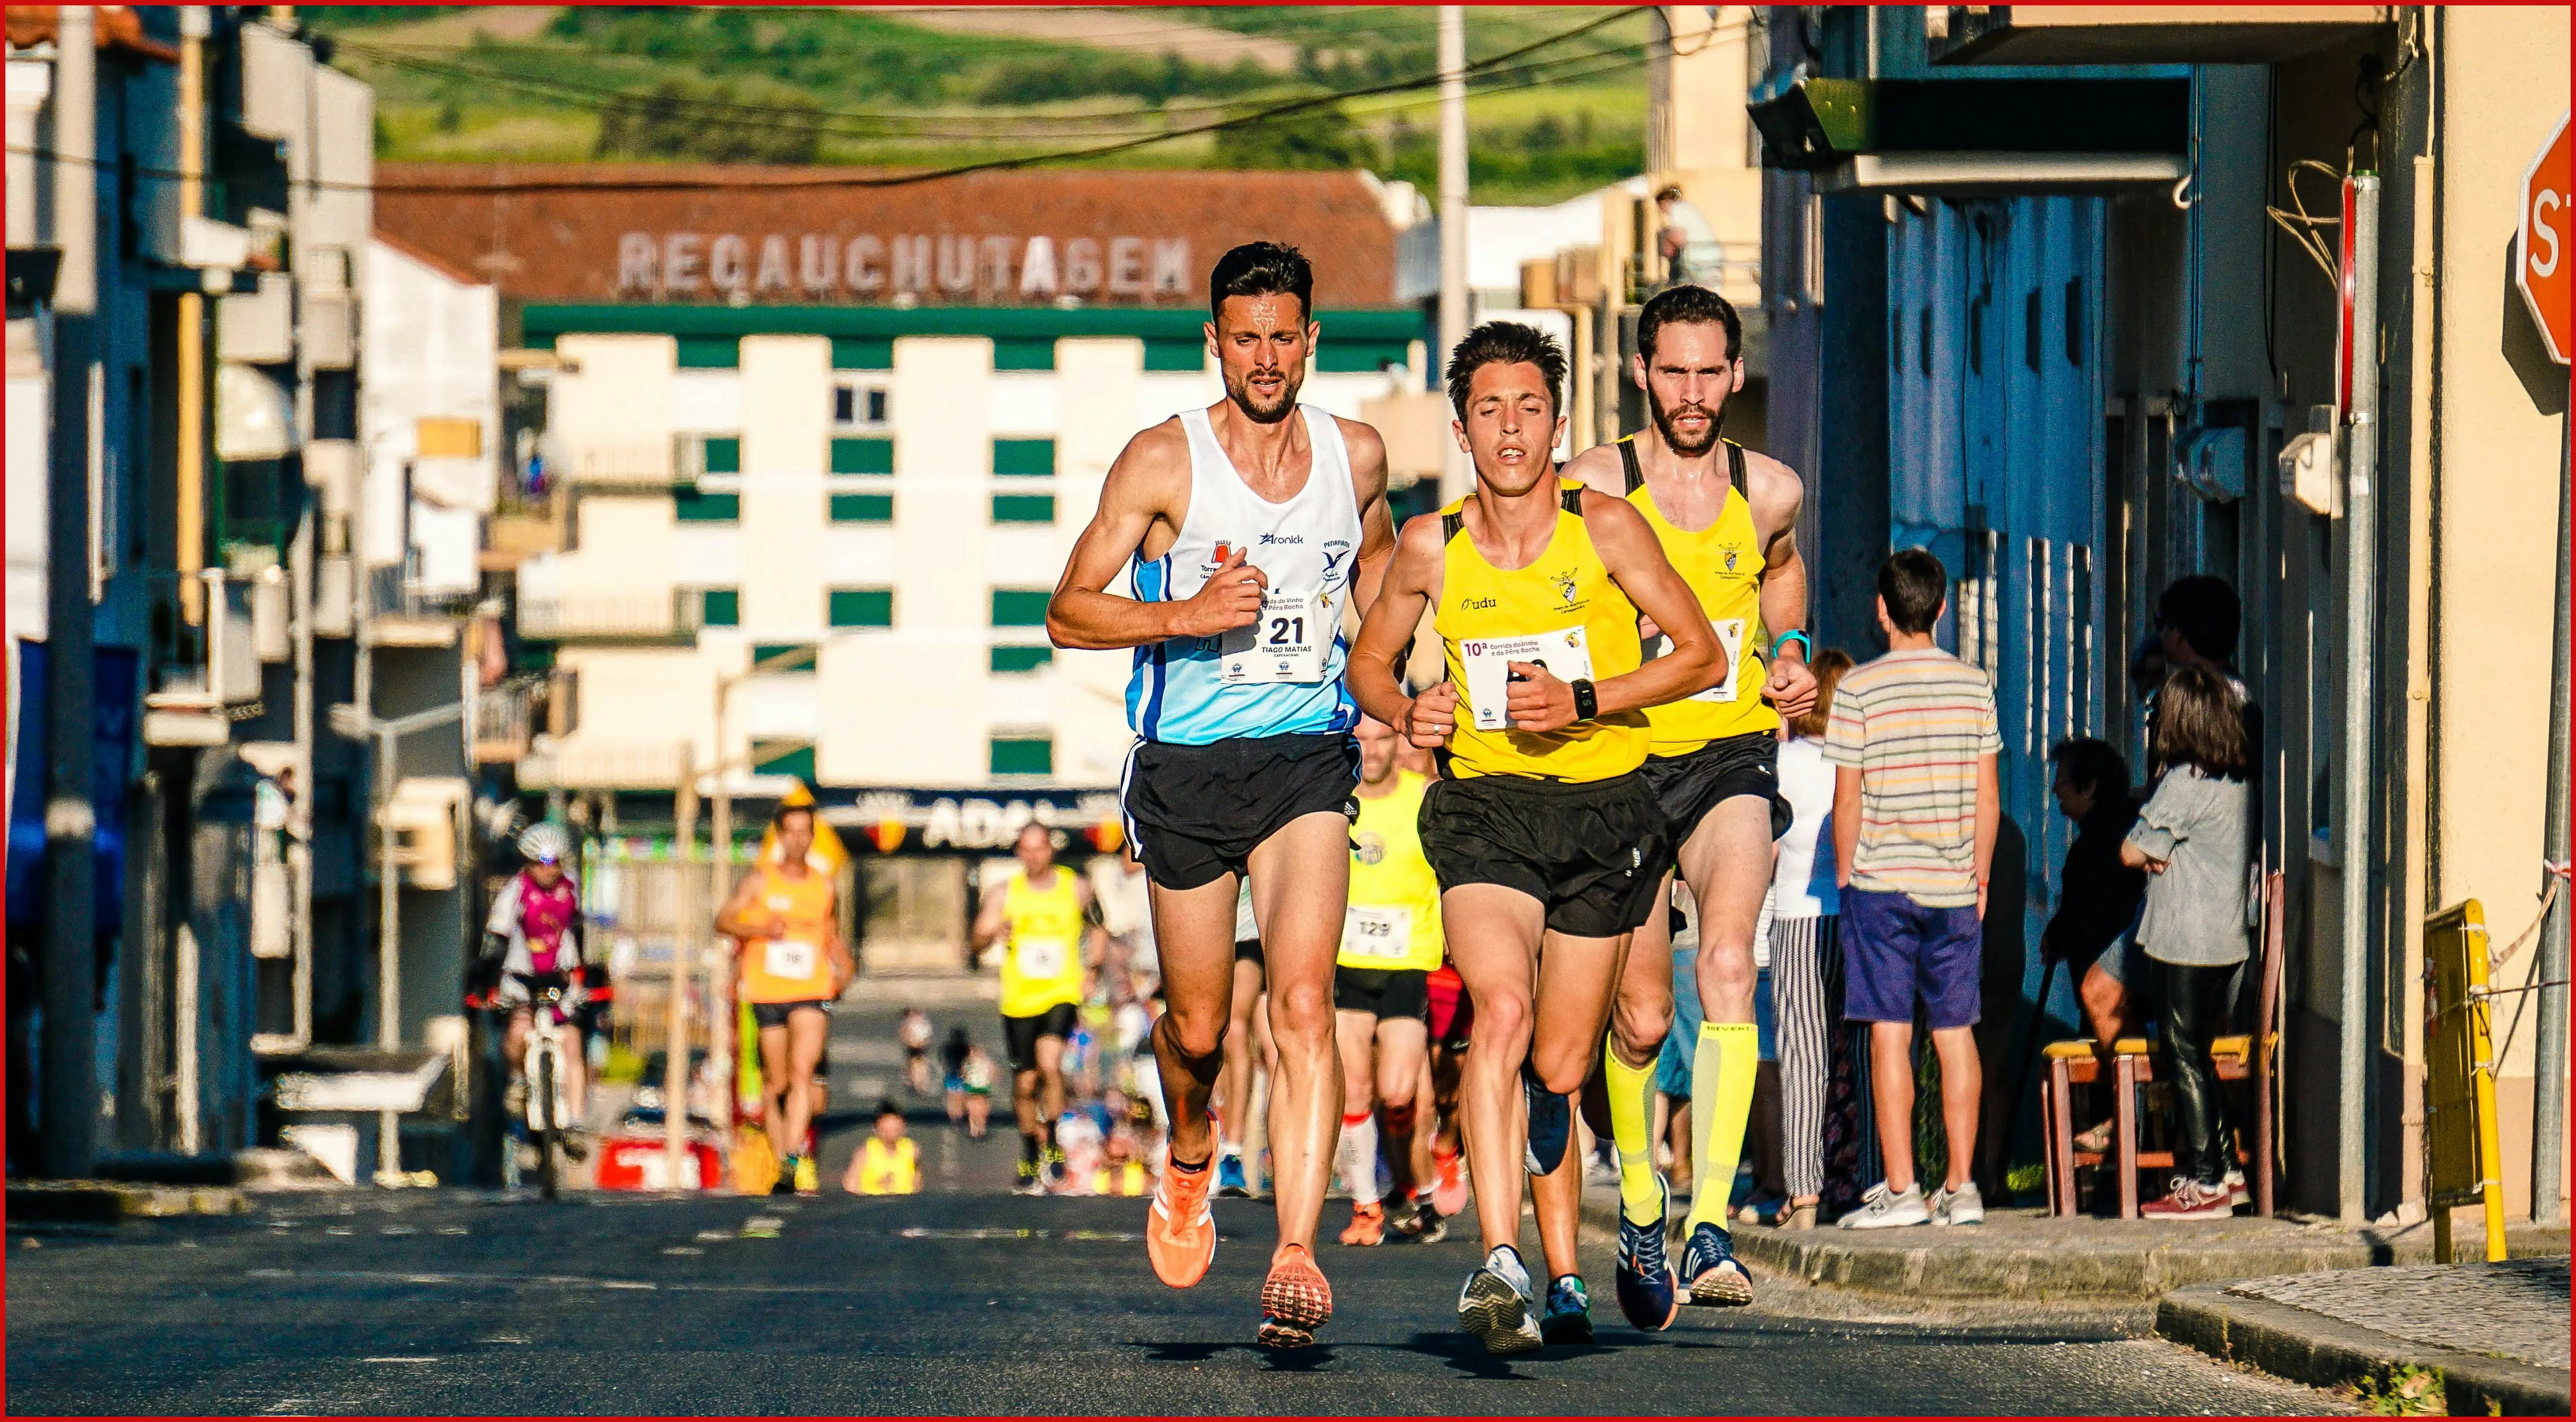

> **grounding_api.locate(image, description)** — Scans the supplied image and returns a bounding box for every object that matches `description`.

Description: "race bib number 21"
[1219,589,1332,685]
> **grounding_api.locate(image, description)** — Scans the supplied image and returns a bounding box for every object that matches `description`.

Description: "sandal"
[2072,1120,2114,1154]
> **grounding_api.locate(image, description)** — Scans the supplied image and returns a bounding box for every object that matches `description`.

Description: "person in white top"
[1766,648,1853,1229]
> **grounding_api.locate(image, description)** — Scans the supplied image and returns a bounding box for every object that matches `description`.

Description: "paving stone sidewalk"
[2225,1258,2570,1370]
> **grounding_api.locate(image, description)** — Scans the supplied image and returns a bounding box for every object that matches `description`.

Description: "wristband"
[1571,678,1598,721]
[1772,630,1812,662]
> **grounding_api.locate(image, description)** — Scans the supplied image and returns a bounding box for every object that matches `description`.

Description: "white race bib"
[1014,935,1070,980]
[1219,589,1332,685]
[766,938,819,982]
[1342,905,1415,959]
[1459,625,1596,731]
[1651,618,1747,703]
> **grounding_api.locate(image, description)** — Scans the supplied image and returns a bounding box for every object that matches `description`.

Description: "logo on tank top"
[1458,595,1496,611]
[1354,829,1386,866]
[1549,568,1583,610]
[1258,532,1303,545]
[1724,549,1740,572]
[1319,540,1352,589]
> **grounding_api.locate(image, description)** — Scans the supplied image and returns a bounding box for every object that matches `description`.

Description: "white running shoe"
[1837,1181,1931,1228]
[1929,1181,1984,1227]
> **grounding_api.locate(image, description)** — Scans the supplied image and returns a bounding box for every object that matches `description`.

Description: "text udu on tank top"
[1125,406,1364,745]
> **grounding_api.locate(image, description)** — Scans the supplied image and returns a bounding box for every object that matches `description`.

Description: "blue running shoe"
[1540,1274,1594,1345]
[1522,1065,1571,1175]
[1613,1170,1680,1331]
[1216,1152,1250,1199]
[1678,1221,1754,1307]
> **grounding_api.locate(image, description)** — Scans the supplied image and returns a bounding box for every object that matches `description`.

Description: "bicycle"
[522,982,577,1199]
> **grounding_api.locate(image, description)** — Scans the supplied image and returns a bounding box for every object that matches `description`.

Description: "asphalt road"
[5,988,2348,1415]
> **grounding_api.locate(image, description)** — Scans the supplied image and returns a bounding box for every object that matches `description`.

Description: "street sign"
[2520,110,2571,366]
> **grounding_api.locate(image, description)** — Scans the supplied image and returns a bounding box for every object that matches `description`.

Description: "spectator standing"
[1826,550,2001,1229]
[2042,738,2149,1154]
[2125,666,2253,1219]
[1767,648,1852,1229]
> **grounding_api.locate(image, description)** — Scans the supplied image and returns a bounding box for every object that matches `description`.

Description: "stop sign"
[2521,110,2571,366]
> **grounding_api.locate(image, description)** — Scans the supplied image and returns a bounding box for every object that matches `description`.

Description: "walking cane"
[2006,955,2063,1189]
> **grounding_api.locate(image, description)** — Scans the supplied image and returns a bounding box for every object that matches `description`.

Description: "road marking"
[663,1247,703,1256]
[379,1227,417,1236]
[324,1227,353,1236]
[362,1357,438,1364]
[694,1230,731,1242]
[243,1267,846,1296]
[893,1227,1148,1243]
[436,1227,469,1236]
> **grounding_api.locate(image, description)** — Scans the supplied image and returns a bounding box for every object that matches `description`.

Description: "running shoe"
[1540,1274,1594,1346]
[773,1156,802,1197]
[1043,1146,1071,1193]
[1929,1180,1983,1226]
[1613,1169,1680,1331]
[1014,1159,1046,1197]
[1523,1066,1571,1175]
[1339,1201,1385,1247]
[1457,1244,1543,1356]
[1678,1222,1754,1307]
[1390,1191,1448,1244]
[1256,1243,1334,1348]
[792,1152,820,1196]
[1836,1181,1930,1229]
[1216,1151,1250,1199]
[1431,1148,1470,1218]
[1146,1156,1218,1288]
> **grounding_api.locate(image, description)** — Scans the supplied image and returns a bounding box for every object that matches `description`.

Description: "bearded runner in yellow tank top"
[970,821,1107,1196]
[1560,285,1820,1328]
[1347,320,1727,1355]
[1329,729,1447,1247]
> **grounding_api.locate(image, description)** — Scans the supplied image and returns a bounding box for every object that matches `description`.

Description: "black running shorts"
[1640,730,1792,847]
[1002,1002,1079,1072]
[749,999,832,1031]
[1418,770,1672,939]
[1122,731,1360,891]
[1334,966,1431,1022]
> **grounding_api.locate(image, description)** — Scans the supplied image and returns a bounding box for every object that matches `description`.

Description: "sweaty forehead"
[1215,293,1307,332]
[1468,360,1553,405]
[1648,320,1733,366]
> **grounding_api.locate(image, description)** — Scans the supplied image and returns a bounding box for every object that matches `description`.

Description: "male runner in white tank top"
[1047,242,1396,1349]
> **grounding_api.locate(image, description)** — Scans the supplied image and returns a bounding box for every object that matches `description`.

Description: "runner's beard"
[1647,383,1724,458]
[1225,367,1300,425]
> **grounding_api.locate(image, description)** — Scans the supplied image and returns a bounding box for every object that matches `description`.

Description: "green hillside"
[306,5,1648,204]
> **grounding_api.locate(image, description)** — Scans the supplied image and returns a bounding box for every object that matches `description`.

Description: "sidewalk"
[2156,1259,2571,1415]
[1576,1193,2568,1302]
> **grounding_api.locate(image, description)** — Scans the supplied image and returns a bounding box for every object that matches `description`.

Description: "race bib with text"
[1459,626,1596,731]
[1219,589,1332,685]
[1342,905,1415,959]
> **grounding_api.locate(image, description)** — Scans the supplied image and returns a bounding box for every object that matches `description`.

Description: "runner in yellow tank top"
[970,821,1107,1195]
[1560,285,1821,1325]
[1349,321,1726,1355]
[714,805,852,1196]
[1327,719,1446,1247]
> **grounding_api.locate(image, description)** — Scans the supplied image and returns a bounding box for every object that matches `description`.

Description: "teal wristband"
[1772,630,1812,662]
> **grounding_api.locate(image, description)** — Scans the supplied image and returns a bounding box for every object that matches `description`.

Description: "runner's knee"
[1529,1046,1589,1097]
[1157,1010,1223,1065]
[1269,979,1334,1045]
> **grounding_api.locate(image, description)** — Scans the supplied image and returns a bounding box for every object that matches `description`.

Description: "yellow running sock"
[1603,1037,1663,1227]
[1684,1022,1759,1231]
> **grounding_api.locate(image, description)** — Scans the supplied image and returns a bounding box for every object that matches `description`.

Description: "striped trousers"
[1771,914,1877,1203]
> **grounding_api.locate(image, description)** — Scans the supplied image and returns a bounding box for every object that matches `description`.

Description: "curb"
[7,1181,250,1223]
[2155,1281,2571,1416]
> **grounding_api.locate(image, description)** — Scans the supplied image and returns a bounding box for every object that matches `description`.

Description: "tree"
[1211,100,1367,172]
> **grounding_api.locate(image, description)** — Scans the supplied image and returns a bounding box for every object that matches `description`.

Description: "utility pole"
[2535,409,2570,1225]
[177,6,207,626]
[1437,5,1469,502]
[2338,171,2381,1226]
[41,4,99,1180]
[668,750,700,1185]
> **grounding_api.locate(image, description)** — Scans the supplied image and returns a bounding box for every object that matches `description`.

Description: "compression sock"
[1683,1022,1759,1231]
[1337,1111,1381,1206]
[1603,1036,1664,1227]
[1021,1133,1042,1168]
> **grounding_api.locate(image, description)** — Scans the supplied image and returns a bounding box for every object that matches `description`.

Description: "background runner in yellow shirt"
[971,820,1109,1194]
[847,1098,922,1195]
[715,804,852,1196]
[1330,713,1445,1247]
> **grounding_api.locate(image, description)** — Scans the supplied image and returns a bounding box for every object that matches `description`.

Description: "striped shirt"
[1821,649,2001,908]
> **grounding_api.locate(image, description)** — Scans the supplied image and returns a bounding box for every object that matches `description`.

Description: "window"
[702,436,742,475]
[831,437,895,474]
[989,735,1053,776]
[830,492,893,523]
[832,378,891,428]
[676,336,739,369]
[991,494,1056,523]
[990,645,1052,674]
[699,588,740,627]
[753,743,816,780]
[674,487,740,522]
[828,587,894,627]
[990,589,1051,626]
[992,438,1057,476]
[831,337,893,372]
[751,643,816,668]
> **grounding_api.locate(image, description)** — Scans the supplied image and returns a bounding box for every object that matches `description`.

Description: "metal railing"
[516,587,703,641]
[470,673,550,764]
[541,432,676,487]
[515,738,690,790]
[364,561,475,623]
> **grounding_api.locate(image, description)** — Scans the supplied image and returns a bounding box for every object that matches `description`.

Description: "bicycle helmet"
[517,821,572,865]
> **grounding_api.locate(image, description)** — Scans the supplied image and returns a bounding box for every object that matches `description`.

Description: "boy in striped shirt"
[1823,548,2001,1228]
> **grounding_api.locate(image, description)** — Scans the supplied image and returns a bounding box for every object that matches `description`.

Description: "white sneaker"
[2223,1168,2249,1207]
[1458,1245,1543,1355]
[1837,1181,1931,1228]
[1930,1181,1984,1226]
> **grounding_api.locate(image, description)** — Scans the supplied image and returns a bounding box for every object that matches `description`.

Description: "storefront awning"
[1750,73,2190,195]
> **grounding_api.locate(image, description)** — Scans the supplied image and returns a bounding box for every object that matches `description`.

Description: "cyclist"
[971,820,1109,1195]
[486,822,590,1148]
[715,804,852,1197]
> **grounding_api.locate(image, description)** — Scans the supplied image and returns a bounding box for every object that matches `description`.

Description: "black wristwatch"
[1570,678,1598,722]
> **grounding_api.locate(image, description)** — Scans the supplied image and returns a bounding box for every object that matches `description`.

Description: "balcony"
[1927,7,2386,66]
[515,737,690,791]
[541,433,675,488]
[361,564,472,648]
[142,571,264,747]
[517,588,704,642]
[471,672,557,765]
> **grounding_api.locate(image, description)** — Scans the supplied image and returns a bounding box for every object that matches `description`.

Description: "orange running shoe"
[1338,1201,1386,1247]
[1146,1156,1217,1289]
[1256,1242,1334,1348]
[1432,1148,1470,1219]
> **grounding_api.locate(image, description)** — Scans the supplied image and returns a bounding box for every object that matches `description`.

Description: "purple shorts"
[1840,886,1983,1030]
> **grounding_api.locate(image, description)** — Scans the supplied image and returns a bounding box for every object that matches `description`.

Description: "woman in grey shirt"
[2121,665,2250,1220]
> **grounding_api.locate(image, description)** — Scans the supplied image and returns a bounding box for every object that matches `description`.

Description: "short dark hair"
[1444,320,1566,419]
[875,1097,904,1121]
[2157,575,2241,664]
[1877,547,1949,634]
[1654,184,1684,203]
[774,803,814,831]
[1208,241,1313,322]
[2048,737,2130,801]
[1638,283,1742,364]
[2152,664,2250,779]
